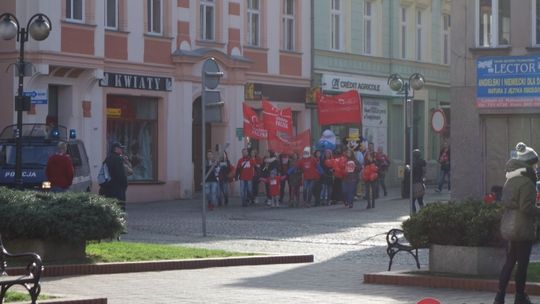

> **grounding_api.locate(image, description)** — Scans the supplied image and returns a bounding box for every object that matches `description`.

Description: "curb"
[12,297,107,304]
[363,270,540,295]
[12,254,314,277]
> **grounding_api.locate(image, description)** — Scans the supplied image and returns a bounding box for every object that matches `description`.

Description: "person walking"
[320,149,334,205]
[204,150,219,211]
[278,152,292,204]
[436,141,451,192]
[295,147,321,207]
[494,142,540,304]
[375,146,390,196]
[45,141,74,192]
[342,149,361,208]
[100,142,128,210]
[217,151,232,207]
[287,152,302,207]
[236,148,257,207]
[363,152,378,209]
[411,149,426,214]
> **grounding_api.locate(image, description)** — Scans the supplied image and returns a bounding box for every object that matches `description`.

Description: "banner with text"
[477,55,540,107]
[316,90,362,125]
[243,103,268,139]
[268,129,311,155]
[262,100,293,135]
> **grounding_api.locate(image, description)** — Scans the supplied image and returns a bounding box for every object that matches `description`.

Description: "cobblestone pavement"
[41,187,540,304]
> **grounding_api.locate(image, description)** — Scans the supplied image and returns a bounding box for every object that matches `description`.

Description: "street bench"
[386,228,420,271]
[0,235,43,304]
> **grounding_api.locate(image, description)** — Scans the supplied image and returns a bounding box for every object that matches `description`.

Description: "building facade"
[452,0,540,199]
[0,0,311,202]
[312,0,451,186]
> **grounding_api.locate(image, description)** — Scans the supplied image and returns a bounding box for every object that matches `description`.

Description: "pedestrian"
[364,142,379,199]
[278,152,292,204]
[342,149,361,208]
[236,148,257,207]
[312,150,323,206]
[45,141,74,192]
[100,141,128,210]
[295,146,321,207]
[436,141,451,192]
[494,142,540,304]
[217,151,232,207]
[250,149,262,204]
[262,150,279,205]
[411,149,426,214]
[363,152,379,209]
[331,147,345,205]
[204,150,219,211]
[259,169,286,208]
[320,149,334,205]
[375,146,390,196]
[287,152,302,207]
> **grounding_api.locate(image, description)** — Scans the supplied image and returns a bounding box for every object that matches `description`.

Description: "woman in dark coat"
[494,142,540,304]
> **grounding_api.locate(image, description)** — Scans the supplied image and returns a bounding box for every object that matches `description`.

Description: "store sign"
[477,54,540,107]
[107,108,122,118]
[99,72,172,91]
[362,99,388,153]
[321,74,400,97]
[23,90,47,104]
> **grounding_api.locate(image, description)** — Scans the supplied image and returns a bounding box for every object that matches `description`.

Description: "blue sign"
[476,55,540,108]
[23,90,47,104]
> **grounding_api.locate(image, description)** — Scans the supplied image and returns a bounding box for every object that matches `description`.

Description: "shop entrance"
[483,115,540,193]
[192,97,211,192]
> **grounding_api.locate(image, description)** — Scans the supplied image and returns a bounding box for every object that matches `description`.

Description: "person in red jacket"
[295,147,321,207]
[236,148,257,207]
[45,142,74,192]
[259,170,286,208]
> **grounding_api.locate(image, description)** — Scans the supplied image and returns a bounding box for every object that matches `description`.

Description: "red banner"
[316,90,362,125]
[262,100,293,135]
[243,103,268,139]
[268,129,311,155]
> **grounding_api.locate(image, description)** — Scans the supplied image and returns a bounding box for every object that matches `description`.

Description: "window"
[147,0,162,34]
[401,7,407,59]
[105,0,118,29]
[442,14,451,64]
[534,0,540,45]
[247,0,260,46]
[107,96,158,181]
[200,0,215,40]
[282,0,295,51]
[416,9,423,61]
[66,0,84,22]
[331,0,342,50]
[364,1,372,54]
[477,0,510,47]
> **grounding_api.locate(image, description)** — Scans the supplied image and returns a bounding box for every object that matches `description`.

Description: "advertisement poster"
[362,99,388,153]
[477,54,540,107]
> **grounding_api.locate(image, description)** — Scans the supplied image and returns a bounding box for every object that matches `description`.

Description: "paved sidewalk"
[41,186,540,303]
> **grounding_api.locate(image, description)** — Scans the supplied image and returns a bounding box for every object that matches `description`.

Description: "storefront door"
[192,97,211,192]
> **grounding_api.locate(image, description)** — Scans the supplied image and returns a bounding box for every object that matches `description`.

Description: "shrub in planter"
[402,200,505,248]
[0,187,125,242]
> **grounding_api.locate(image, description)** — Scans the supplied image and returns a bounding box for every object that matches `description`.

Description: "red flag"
[268,130,311,155]
[243,103,268,139]
[262,100,293,135]
[316,90,362,125]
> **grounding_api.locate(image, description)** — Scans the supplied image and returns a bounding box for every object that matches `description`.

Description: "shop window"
[66,0,84,22]
[534,0,540,45]
[400,7,407,59]
[364,1,373,55]
[247,0,260,46]
[106,96,158,181]
[476,0,510,47]
[442,14,451,64]
[105,0,118,30]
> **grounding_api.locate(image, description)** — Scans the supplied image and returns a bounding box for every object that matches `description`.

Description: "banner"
[262,100,293,135]
[243,103,268,139]
[316,90,362,125]
[268,129,311,155]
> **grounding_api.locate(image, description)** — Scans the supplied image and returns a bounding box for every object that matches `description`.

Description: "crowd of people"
[203,141,393,210]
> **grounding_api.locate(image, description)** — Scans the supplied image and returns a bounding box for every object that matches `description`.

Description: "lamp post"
[387,73,425,215]
[0,13,52,189]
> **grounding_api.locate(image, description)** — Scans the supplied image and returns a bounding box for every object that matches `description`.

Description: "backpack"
[97,162,111,185]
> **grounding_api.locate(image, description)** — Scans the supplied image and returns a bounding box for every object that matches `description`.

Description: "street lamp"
[387,73,425,215]
[0,13,52,189]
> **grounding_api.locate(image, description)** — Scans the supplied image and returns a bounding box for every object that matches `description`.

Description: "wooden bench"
[386,228,420,271]
[0,235,43,304]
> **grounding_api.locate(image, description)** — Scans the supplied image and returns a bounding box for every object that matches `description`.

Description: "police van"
[0,124,91,191]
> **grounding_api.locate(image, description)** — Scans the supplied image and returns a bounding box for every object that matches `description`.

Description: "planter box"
[429,244,506,276]
[5,239,86,261]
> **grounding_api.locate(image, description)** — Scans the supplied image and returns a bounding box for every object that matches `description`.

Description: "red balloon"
[483,193,495,204]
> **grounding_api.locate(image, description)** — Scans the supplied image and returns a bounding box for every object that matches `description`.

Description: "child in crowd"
[259,169,286,208]
[287,152,302,207]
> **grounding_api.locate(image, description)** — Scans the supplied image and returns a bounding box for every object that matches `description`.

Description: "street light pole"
[0,13,52,189]
[387,73,425,216]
